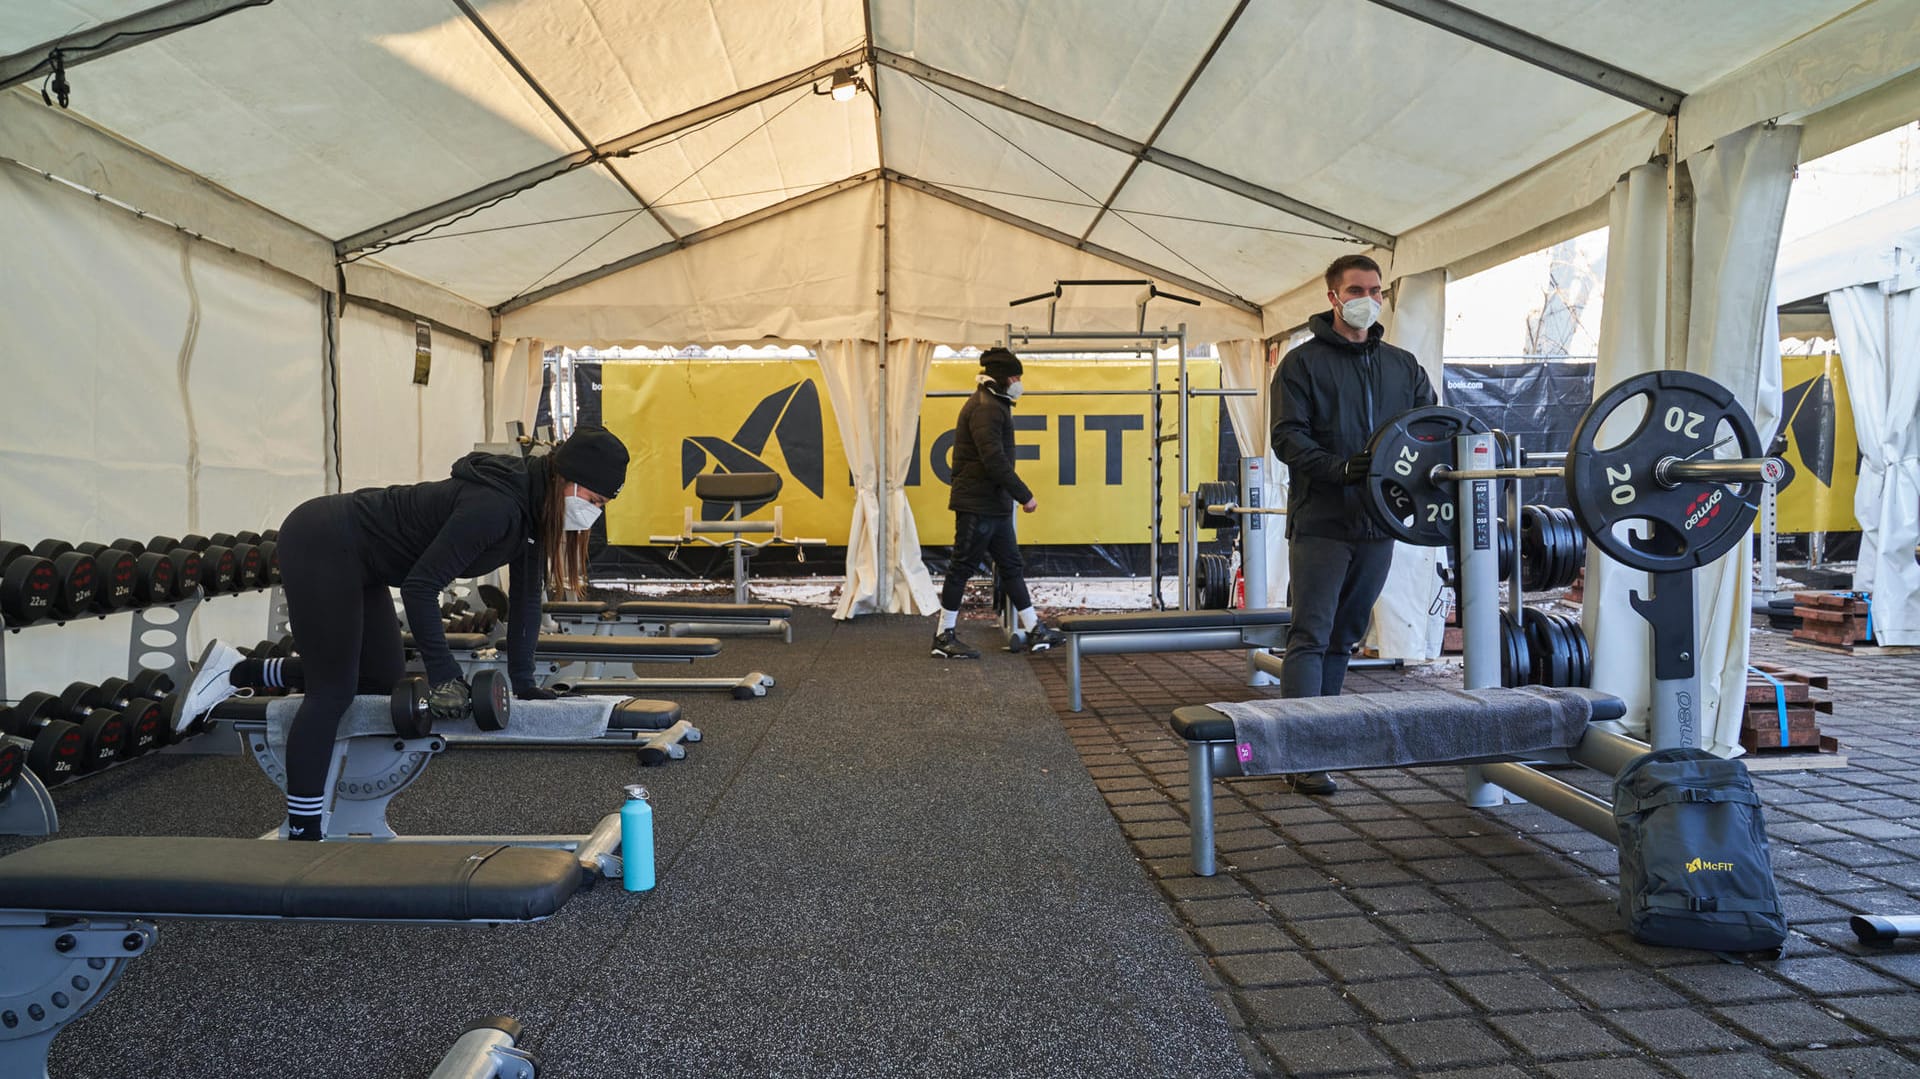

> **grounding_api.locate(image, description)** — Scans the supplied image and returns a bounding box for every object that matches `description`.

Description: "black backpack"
[1613,747,1788,954]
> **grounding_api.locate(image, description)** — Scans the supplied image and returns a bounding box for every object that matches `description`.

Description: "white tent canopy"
[4,0,1920,701]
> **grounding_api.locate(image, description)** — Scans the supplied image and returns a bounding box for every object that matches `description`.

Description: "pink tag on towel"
[1236,743,1253,763]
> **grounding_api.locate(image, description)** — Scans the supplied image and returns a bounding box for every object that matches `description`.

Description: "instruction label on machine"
[1470,443,1492,550]
[597,358,1220,546]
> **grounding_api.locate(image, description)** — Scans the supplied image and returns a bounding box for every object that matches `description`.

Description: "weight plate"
[391,677,430,739]
[1195,482,1239,531]
[1566,370,1768,573]
[1521,608,1550,686]
[470,669,511,732]
[1363,406,1489,547]
[1519,506,1546,591]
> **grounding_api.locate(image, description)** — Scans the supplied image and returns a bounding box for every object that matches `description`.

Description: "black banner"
[1442,361,1596,509]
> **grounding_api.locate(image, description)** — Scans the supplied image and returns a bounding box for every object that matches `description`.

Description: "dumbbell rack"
[0,582,288,832]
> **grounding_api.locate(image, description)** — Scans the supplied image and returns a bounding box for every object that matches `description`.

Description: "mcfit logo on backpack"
[1686,857,1736,873]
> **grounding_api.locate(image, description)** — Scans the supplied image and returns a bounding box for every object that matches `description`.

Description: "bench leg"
[1189,741,1216,876]
[1069,635,1083,712]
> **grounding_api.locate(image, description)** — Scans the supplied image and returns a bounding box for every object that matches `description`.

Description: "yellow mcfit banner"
[601,359,1221,547]
[1769,353,1860,534]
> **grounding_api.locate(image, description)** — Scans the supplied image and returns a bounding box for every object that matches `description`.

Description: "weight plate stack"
[1499,610,1531,688]
[1195,553,1232,609]
[1195,482,1240,531]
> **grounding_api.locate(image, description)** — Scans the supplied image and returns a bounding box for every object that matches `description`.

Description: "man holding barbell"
[1270,254,1436,795]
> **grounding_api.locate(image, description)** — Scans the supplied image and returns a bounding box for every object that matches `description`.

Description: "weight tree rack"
[0,573,288,836]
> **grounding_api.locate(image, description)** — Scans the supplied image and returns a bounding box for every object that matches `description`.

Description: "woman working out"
[177,426,630,839]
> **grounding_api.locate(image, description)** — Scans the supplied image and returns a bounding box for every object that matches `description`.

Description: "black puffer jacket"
[351,453,548,688]
[1271,311,1436,541]
[948,383,1034,514]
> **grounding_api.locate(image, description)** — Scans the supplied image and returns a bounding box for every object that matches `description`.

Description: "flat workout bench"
[0,834,608,1077]
[429,631,774,697]
[1175,686,1646,875]
[545,599,796,642]
[1058,608,1292,711]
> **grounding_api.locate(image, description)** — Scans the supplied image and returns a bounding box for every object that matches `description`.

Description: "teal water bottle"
[621,784,655,892]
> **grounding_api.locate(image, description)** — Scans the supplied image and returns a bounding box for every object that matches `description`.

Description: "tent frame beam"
[494,170,884,315]
[0,0,268,91]
[890,172,1261,317]
[337,45,866,256]
[871,48,1394,251]
[448,0,680,242]
[1080,0,1250,244]
[1362,0,1682,114]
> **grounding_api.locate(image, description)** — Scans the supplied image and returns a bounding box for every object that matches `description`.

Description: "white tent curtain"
[1681,121,1797,756]
[1217,339,1285,608]
[0,163,325,691]
[819,339,940,619]
[882,339,941,617]
[1585,162,1669,737]
[489,338,545,443]
[1832,285,1920,645]
[1368,269,1449,660]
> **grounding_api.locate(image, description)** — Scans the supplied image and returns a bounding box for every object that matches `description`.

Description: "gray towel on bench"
[263,694,619,747]
[1212,687,1593,776]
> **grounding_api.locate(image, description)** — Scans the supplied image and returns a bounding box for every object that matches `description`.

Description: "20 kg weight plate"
[1363,406,1489,548]
[1565,370,1768,574]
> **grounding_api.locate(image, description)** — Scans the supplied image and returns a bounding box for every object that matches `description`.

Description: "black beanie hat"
[979,347,1023,381]
[551,425,630,499]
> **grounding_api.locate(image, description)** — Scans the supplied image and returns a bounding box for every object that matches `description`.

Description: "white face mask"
[1005,381,1024,401]
[1339,295,1381,330]
[563,495,602,531]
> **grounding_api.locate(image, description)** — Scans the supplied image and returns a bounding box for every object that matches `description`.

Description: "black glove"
[424,677,472,721]
[514,683,558,701]
[1340,454,1372,485]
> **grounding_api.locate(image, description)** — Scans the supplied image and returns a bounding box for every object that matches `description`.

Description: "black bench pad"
[1171,688,1628,742]
[614,600,792,619]
[536,634,720,658]
[694,471,780,501]
[1057,608,1292,633]
[0,838,583,921]
[610,698,683,730]
[407,632,493,651]
[544,601,611,617]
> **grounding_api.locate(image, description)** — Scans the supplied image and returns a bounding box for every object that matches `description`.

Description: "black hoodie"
[948,382,1034,515]
[350,453,548,687]
[1270,311,1436,541]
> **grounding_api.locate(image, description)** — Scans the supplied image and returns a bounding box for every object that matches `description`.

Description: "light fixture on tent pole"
[814,66,874,107]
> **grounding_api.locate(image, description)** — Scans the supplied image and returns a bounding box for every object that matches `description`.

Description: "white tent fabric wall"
[819,338,940,620]
[336,306,488,491]
[0,164,326,691]
[1832,285,1920,646]
[1682,122,1796,756]
[1367,269,1448,661]
[1584,163,1668,739]
[489,338,544,442]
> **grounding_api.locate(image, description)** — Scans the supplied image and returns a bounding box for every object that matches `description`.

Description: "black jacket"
[948,384,1034,515]
[1271,311,1437,540]
[351,453,548,688]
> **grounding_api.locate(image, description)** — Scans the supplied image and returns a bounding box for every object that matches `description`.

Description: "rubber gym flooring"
[9,605,1246,1079]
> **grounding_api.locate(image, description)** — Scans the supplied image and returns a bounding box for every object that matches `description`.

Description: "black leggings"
[940,511,1030,612]
[276,494,406,807]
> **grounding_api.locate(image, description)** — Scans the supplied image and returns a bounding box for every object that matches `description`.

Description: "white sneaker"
[176,639,246,732]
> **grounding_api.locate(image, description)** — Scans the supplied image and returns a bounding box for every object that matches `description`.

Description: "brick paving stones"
[1031,629,1920,1076]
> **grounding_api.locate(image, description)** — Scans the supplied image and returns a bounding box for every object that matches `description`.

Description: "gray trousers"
[1282,534,1396,699]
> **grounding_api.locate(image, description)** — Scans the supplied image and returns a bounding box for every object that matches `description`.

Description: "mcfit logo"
[1686,857,1736,873]
[680,381,825,519]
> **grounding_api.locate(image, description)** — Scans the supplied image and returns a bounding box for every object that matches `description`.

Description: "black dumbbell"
[389,668,508,737]
[29,542,98,620]
[261,529,279,542]
[14,690,126,771]
[233,530,263,545]
[0,733,26,799]
[257,539,280,584]
[269,636,297,658]
[72,542,139,611]
[64,680,167,757]
[149,545,202,600]
[0,697,87,782]
[0,541,59,625]
[173,536,238,594]
[107,539,176,603]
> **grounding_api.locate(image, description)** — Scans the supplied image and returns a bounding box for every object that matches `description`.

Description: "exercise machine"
[0,822,623,1078]
[651,472,824,605]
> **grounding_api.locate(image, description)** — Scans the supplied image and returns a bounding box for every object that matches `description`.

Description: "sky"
[1442,121,1920,362]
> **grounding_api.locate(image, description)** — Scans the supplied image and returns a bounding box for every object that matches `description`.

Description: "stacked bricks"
[1741,662,1838,753]
[1792,591,1872,650]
